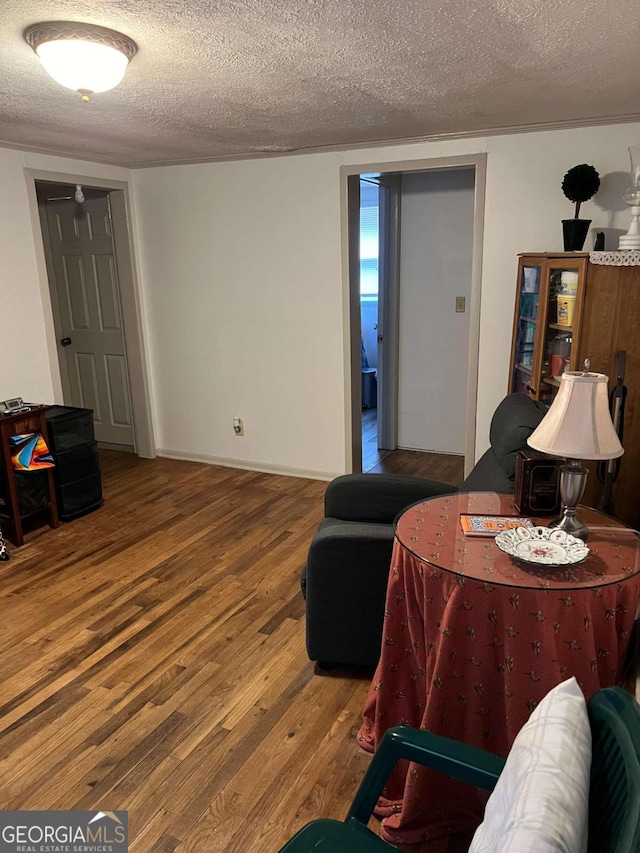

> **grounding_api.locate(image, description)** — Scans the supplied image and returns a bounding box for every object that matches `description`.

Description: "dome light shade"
[25,22,137,100]
[37,39,129,94]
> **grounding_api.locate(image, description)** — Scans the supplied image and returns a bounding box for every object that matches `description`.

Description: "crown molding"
[0,138,125,168]
[1,112,639,171]
[128,112,640,168]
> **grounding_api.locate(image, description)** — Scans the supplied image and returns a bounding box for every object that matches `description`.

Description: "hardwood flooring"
[362,408,465,484]
[0,452,470,853]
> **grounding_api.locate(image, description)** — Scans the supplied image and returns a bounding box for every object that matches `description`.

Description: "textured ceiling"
[2,0,640,168]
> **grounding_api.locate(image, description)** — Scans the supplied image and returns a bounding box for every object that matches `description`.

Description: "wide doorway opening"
[350,159,484,484]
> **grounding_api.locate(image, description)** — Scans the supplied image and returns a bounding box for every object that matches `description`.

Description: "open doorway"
[358,175,381,471]
[346,155,486,479]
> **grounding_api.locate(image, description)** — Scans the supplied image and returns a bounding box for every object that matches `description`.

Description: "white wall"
[4,121,638,480]
[132,153,347,477]
[397,168,475,453]
[0,148,132,405]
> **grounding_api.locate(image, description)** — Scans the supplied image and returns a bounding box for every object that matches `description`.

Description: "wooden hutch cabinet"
[509,252,640,530]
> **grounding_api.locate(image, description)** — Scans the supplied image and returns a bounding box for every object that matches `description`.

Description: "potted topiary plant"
[561,164,600,251]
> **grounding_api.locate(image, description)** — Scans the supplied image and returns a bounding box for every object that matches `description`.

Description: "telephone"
[1,397,32,415]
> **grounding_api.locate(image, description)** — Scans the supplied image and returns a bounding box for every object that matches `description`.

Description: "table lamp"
[527,363,623,539]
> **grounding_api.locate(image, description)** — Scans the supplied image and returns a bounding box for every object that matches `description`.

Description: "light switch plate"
[455,296,466,313]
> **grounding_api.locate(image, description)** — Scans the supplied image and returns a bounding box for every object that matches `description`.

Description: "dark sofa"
[302,393,547,667]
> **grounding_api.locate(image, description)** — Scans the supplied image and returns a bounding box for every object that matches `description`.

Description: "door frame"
[24,168,155,458]
[376,174,401,451]
[340,153,487,475]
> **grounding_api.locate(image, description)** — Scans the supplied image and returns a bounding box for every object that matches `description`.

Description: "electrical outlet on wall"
[233,417,244,436]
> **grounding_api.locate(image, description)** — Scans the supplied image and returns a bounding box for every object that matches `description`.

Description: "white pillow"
[469,677,591,853]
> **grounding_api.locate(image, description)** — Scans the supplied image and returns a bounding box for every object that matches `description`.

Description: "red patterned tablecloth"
[358,492,640,845]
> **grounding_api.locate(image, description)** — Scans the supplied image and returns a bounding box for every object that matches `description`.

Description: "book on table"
[459,514,534,537]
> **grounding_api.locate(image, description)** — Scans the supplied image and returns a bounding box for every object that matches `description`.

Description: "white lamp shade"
[528,371,623,460]
[36,39,130,94]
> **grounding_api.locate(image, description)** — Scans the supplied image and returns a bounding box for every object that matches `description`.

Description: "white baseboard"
[157,448,338,482]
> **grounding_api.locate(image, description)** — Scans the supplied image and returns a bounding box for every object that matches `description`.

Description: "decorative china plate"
[494,526,590,566]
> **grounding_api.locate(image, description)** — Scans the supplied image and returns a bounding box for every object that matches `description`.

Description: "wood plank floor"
[0,452,470,853]
[362,408,465,483]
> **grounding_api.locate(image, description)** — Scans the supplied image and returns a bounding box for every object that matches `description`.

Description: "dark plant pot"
[562,219,591,251]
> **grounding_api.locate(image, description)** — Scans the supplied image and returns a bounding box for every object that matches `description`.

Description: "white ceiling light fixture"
[24,21,137,102]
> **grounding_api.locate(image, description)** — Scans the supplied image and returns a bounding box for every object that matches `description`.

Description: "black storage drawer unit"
[45,406,95,453]
[45,406,103,521]
[54,443,100,484]
[56,473,103,521]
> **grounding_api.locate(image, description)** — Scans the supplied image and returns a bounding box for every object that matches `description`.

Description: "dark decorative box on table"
[514,449,562,516]
[45,406,103,521]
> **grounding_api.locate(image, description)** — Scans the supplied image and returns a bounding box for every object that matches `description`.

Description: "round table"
[357,492,640,845]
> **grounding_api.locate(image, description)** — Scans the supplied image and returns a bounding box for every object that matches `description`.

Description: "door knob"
[60,337,72,347]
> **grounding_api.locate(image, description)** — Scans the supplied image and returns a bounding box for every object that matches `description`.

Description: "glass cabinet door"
[539,265,580,398]
[509,255,587,403]
[511,264,542,396]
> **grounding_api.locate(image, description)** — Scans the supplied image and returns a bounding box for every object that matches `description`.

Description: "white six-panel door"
[44,192,134,447]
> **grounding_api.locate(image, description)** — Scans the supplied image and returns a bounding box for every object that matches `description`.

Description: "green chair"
[278,687,640,853]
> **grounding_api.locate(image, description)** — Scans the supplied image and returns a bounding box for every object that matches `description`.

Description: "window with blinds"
[360,180,379,297]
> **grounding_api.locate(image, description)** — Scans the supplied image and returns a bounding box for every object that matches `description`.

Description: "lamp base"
[549,459,590,540]
[619,205,640,250]
[549,510,590,540]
